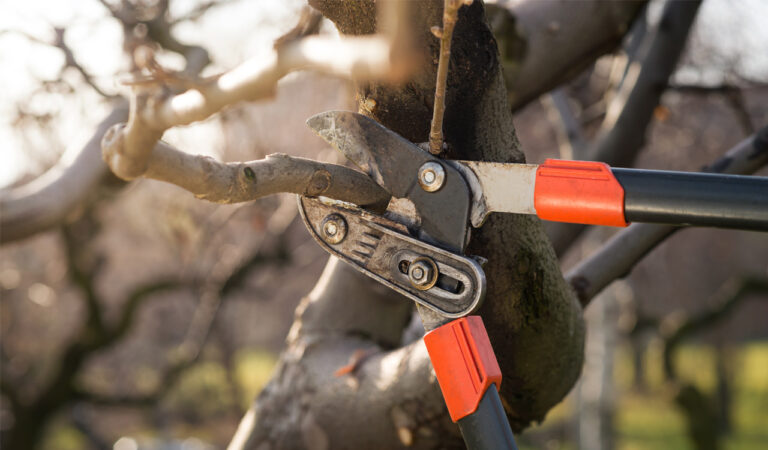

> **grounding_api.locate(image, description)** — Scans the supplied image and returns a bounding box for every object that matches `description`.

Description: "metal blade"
[307,111,472,252]
[455,161,538,228]
[307,110,426,198]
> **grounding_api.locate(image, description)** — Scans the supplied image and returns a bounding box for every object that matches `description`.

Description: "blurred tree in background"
[1,0,767,449]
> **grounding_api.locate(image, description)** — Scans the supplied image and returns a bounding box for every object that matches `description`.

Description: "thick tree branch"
[110,140,390,208]
[487,0,647,111]
[567,127,768,307]
[0,104,128,244]
[588,0,702,165]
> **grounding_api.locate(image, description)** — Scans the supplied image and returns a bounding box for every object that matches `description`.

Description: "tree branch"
[109,140,390,208]
[0,104,128,244]
[663,277,768,381]
[546,0,702,255]
[101,3,415,187]
[487,0,647,111]
[541,88,586,160]
[107,280,189,342]
[428,0,471,155]
[588,0,702,165]
[566,126,768,307]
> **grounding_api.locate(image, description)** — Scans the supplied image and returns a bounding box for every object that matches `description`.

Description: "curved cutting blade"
[307,111,471,252]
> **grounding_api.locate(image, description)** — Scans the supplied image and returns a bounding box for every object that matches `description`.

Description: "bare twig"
[52,27,118,99]
[567,127,768,307]
[170,0,239,25]
[541,88,586,160]
[428,0,472,155]
[3,27,116,98]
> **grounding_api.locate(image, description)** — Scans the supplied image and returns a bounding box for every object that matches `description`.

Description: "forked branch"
[102,3,414,206]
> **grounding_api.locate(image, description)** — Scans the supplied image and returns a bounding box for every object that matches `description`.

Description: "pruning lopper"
[298,111,768,450]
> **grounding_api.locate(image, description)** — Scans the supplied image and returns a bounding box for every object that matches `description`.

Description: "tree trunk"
[229,2,584,448]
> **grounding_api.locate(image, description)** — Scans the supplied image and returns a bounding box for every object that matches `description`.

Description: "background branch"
[488,0,648,111]
[663,277,768,382]
[566,126,768,307]
[546,0,702,255]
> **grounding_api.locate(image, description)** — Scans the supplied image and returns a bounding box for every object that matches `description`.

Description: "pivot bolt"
[418,162,445,192]
[321,214,347,244]
[408,257,438,290]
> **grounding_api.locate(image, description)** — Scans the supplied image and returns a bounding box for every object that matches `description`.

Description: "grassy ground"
[42,342,768,449]
[519,341,768,449]
[615,342,768,450]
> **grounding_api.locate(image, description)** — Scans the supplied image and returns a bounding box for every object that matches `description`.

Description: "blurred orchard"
[1,0,767,449]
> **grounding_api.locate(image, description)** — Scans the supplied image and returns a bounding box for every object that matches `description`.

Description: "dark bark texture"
[229,2,584,448]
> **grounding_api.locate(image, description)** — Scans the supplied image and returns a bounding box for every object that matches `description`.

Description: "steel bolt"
[408,257,438,290]
[418,162,446,192]
[321,214,347,244]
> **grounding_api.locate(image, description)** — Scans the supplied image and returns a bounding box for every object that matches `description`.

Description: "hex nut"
[408,257,439,290]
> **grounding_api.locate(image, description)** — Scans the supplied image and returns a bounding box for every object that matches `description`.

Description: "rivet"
[418,162,445,192]
[320,214,347,244]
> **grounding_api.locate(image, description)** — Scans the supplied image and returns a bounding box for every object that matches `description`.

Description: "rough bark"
[230,1,584,448]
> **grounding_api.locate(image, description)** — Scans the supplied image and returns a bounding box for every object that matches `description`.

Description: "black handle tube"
[457,387,518,450]
[612,169,768,231]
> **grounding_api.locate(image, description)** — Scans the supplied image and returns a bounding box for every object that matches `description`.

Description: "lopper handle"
[423,316,518,450]
[457,386,518,450]
[533,159,768,231]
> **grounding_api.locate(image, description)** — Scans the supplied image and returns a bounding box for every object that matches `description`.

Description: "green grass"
[234,349,278,408]
[615,341,768,450]
[40,343,768,449]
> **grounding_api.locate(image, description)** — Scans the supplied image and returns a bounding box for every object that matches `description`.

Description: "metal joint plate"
[299,196,486,318]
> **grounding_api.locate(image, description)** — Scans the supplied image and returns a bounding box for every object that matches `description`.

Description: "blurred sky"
[0,0,767,187]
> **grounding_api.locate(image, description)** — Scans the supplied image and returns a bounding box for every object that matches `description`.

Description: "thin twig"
[541,88,586,160]
[428,0,471,155]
